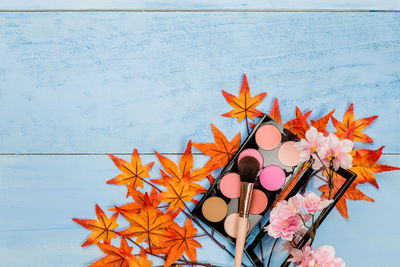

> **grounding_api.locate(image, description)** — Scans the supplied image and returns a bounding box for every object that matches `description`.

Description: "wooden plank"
[0,154,398,266]
[0,0,399,11]
[1,13,399,154]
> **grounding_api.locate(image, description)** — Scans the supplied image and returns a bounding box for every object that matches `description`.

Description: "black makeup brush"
[234,156,260,267]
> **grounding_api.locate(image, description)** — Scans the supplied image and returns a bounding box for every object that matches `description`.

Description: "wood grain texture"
[0,13,399,154]
[0,154,398,266]
[0,0,399,11]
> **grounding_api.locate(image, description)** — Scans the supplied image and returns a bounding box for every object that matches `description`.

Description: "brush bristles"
[238,156,260,183]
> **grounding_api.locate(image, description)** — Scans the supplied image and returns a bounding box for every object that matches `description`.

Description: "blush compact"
[193,114,306,244]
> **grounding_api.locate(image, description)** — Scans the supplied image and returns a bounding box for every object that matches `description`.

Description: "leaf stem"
[142,178,163,193]
[245,116,250,135]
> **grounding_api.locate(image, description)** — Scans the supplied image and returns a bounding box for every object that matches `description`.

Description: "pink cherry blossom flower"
[300,246,345,267]
[312,133,353,170]
[289,245,312,265]
[269,200,292,219]
[287,194,305,214]
[303,192,333,213]
[281,236,301,253]
[295,127,326,163]
[265,214,303,240]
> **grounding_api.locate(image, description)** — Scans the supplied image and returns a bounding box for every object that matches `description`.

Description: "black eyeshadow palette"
[193,114,306,244]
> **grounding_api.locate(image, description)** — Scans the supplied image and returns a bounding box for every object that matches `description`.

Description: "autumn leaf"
[110,187,162,214]
[331,103,378,143]
[310,109,335,134]
[283,107,312,138]
[90,240,152,267]
[152,141,210,186]
[88,238,138,267]
[193,124,241,170]
[107,149,155,189]
[132,248,153,267]
[206,174,216,186]
[221,74,267,122]
[72,204,118,247]
[350,146,400,188]
[269,98,282,124]
[340,122,355,141]
[117,193,173,247]
[162,219,202,267]
[319,174,374,219]
[160,177,206,212]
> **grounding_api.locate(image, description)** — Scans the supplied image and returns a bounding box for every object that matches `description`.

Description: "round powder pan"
[224,213,250,238]
[259,165,286,191]
[220,172,241,198]
[249,189,268,214]
[255,124,282,150]
[238,148,264,169]
[278,141,301,167]
[202,196,228,222]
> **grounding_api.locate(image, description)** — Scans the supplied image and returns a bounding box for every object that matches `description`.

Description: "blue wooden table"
[0,1,399,266]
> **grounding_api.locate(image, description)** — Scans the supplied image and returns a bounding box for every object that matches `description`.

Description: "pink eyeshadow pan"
[249,189,268,214]
[255,124,282,150]
[259,165,286,191]
[278,141,301,167]
[238,148,264,169]
[220,173,240,198]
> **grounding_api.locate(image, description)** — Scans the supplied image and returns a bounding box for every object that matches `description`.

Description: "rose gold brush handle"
[234,216,248,267]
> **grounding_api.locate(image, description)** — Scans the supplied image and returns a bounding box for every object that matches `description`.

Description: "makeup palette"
[193,114,305,244]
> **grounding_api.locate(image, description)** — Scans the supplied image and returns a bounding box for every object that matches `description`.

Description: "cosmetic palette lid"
[245,167,357,267]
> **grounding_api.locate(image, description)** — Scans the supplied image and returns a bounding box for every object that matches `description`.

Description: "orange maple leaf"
[132,248,153,267]
[340,122,355,141]
[269,98,282,124]
[160,177,206,212]
[152,141,210,186]
[193,124,241,170]
[319,174,374,219]
[88,238,152,267]
[117,194,173,247]
[107,149,155,189]
[221,74,267,122]
[310,109,335,134]
[283,107,312,138]
[331,103,378,143]
[72,204,118,247]
[350,146,400,188]
[110,187,162,214]
[162,219,202,267]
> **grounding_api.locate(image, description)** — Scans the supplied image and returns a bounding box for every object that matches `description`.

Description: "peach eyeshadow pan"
[278,141,301,167]
[224,213,250,238]
[255,124,282,150]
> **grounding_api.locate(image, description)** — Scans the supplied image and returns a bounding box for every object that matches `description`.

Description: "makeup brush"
[234,156,260,267]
